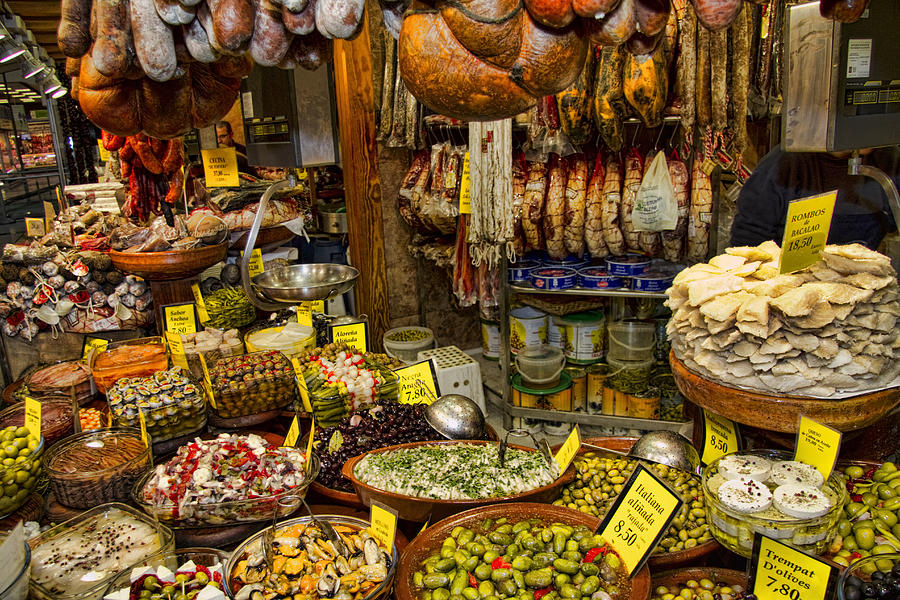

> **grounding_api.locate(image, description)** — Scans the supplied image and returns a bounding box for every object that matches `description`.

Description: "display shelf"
[507,404,688,432]
[509,282,668,299]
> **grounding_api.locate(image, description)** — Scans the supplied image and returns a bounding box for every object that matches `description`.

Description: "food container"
[90,336,168,394]
[106,368,207,443]
[565,366,586,411]
[602,385,629,416]
[103,548,231,599]
[480,319,499,359]
[607,320,656,363]
[838,553,900,600]
[206,350,297,419]
[133,446,319,528]
[628,387,660,419]
[44,427,151,509]
[508,259,541,282]
[245,322,316,358]
[29,503,175,600]
[557,310,606,364]
[383,326,435,363]
[650,568,748,599]
[632,270,675,292]
[578,267,625,290]
[606,357,654,395]
[702,449,846,557]
[654,317,671,363]
[543,255,590,270]
[0,398,74,446]
[511,372,573,411]
[0,430,43,517]
[606,254,652,277]
[515,344,566,388]
[23,361,93,405]
[655,373,686,422]
[586,363,608,415]
[509,306,548,354]
[548,316,565,350]
[177,329,244,381]
[530,266,578,290]
[394,503,651,600]
[225,515,397,600]
[0,535,30,600]
[342,440,576,522]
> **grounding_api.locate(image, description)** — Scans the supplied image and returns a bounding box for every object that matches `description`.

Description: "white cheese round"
[769,461,824,488]
[719,455,772,482]
[717,477,773,514]
[773,484,833,519]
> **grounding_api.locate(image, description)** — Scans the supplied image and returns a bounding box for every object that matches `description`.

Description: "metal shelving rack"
[498,257,689,432]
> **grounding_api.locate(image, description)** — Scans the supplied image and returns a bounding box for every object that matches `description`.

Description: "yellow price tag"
[750,534,838,600]
[107,408,114,428]
[779,191,837,274]
[201,147,240,187]
[25,218,45,237]
[305,418,316,474]
[162,303,197,335]
[242,249,264,278]
[394,361,441,405]
[98,140,110,162]
[702,409,740,465]
[137,409,150,447]
[198,353,215,409]
[290,358,313,413]
[794,416,842,480]
[329,322,368,353]
[297,301,325,327]
[458,152,471,215]
[82,336,109,361]
[596,464,683,578]
[191,283,210,323]
[283,416,301,447]
[166,331,190,371]
[370,502,398,550]
[24,397,41,438]
[554,425,581,473]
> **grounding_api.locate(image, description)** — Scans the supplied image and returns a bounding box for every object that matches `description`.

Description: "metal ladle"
[417,380,487,440]
[583,430,701,475]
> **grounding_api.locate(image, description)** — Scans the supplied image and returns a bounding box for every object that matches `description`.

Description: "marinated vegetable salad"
[413,518,631,600]
[137,433,311,525]
[105,559,226,600]
[353,444,560,500]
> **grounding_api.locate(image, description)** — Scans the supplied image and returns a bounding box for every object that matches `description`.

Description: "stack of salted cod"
[666,242,900,397]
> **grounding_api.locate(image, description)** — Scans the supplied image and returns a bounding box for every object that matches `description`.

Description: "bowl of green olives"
[0,425,43,517]
[551,437,719,570]
[394,502,651,600]
[650,568,749,600]
[831,462,900,569]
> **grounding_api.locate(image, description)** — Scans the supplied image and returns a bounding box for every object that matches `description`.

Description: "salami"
[731,4,751,154]
[584,152,609,259]
[59,0,93,58]
[662,154,689,262]
[378,34,396,140]
[564,154,589,257]
[710,28,728,132]
[687,153,711,262]
[674,2,697,136]
[544,156,568,260]
[695,23,711,129]
[207,0,256,52]
[512,155,527,258]
[250,0,293,66]
[691,0,742,31]
[634,0,670,37]
[154,0,195,25]
[620,150,643,253]
[282,0,316,34]
[523,160,548,251]
[601,155,626,256]
[92,0,135,78]
[130,0,178,82]
[315,0,365,39]
[184,16,220,62]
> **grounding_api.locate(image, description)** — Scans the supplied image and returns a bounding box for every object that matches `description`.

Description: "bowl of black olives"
[840,553,900,600]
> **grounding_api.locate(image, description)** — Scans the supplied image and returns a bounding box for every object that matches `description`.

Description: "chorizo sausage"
[154,0,196,25]
[315,0,365,39]
[634,0,670,37]
[282,0,317,34]
[183,17,220,62]
[207,0,256,52]
[250,0,293,66]
[130,0,178,81]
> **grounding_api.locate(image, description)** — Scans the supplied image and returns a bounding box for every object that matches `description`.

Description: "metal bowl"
[424,394,485,440]
[251,263,359,303]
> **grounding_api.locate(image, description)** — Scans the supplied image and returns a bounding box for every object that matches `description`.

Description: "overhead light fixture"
[43,83,62,95]
[51,88,66,99]
[0,46,26,63]
[24,62,43,78]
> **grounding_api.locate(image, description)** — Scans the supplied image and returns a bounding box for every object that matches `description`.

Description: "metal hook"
[653,123,665,152]
[667,121,680,150]
[631,122,641,150]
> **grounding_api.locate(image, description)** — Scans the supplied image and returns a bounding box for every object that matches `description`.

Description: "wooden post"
[333,17,391,351]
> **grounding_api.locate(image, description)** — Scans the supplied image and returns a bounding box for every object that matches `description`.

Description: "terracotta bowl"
[394,503,651,600]
[310,424,501,510]
[229,225,295,255]
[342,439,576,522]
[109,242,227,281]
[650,567,748,595]
[549,437,721,571]
[670,351,900,433]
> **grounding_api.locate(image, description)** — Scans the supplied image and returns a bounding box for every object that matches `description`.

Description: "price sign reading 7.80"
[394,361,441,405]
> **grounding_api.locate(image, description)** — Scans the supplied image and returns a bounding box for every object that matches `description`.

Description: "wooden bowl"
[342,440,576,522]
[651,567,748,594]
[550,437,721,570]
[229,225,295,255]
[395,503,651,600]
[109,242,227,281]
[309,424,502,510]
[670,352,900,433]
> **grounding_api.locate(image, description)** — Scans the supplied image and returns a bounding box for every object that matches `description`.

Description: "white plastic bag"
[633,151,677,231]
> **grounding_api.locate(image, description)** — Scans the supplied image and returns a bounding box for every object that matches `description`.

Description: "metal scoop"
[417,380,487,440]
[499,428,554,468]
[582,430,701,475]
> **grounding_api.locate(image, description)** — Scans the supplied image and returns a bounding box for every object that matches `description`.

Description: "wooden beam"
[7,2,60,19]
[333,17,391,351]
[23,20,60,33]
[34,33,60,44]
